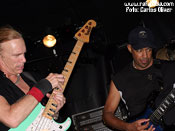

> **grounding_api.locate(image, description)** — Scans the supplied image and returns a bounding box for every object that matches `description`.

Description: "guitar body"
[129,108,163,131]
[9,103,71,131]
[128,84,175,131]
[141,108,163,131]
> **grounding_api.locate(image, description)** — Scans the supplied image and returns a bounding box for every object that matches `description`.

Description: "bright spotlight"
[43,35,57,48]
[146,0,159,8]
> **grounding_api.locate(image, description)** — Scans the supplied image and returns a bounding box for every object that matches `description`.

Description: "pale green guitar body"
[9,103,71,131]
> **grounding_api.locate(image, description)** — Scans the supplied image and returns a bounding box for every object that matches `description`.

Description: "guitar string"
[40,118,48,129]
[43,119,48,129]
[33,109,54,131]
[35,101,58,130]
[151,100,167,120]
[38,117,47,130]
[151,103,165,120]
[36,116,58,130]
[42,118,50,130]
[33,91,61,130]
[35,116,45,130]
[39,117,47,130]
[33,94,57,130]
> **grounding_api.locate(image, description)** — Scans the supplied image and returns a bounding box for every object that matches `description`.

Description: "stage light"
[43,35,57,48]
[146,0,159,8]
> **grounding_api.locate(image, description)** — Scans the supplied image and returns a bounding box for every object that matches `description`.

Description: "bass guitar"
[130,83,175,131]
[9,19,96,131]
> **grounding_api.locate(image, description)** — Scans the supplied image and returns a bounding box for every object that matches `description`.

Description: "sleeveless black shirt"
[0,71,35,130]
[112,62,161,118]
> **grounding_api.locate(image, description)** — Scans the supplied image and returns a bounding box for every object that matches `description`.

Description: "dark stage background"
[0,0,175,130]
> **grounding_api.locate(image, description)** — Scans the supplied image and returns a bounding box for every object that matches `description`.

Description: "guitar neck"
[149,87,175,124]
[40,19,96,120]
[61,40,84,91]
[42,40,84,119]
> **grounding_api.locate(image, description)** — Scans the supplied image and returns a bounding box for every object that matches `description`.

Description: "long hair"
[0,25,22,53]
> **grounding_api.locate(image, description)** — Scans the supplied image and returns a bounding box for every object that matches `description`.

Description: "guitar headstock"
[74,19,96,43]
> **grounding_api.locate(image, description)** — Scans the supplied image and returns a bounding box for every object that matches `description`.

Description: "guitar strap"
[118,99,129,121]
[22,72,37,84]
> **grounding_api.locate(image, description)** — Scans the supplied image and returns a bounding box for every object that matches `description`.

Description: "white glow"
[147,0,159,8]
[43,35,57,48]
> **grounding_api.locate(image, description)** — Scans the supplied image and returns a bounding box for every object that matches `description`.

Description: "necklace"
[15,74,20,84]
[133,61,137,69]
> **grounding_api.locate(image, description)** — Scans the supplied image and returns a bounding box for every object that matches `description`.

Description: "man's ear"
[127,44,132,53]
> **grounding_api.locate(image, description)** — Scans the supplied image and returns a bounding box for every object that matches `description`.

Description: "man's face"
[0,38,26,75]
[127,44,153,70]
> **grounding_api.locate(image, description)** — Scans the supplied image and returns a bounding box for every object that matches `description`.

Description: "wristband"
[27,87,44,102]
[27,79,52,102]
[34,79,52,95]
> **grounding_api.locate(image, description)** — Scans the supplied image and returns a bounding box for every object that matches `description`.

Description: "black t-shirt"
[0,71,39,130]
[112,62,160,118]
[112,60,175,125]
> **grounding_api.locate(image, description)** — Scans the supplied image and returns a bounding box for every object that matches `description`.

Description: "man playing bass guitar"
[103,26,175,131]
[0,25,66,130]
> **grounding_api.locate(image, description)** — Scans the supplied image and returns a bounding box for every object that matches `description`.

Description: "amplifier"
[72,106,127,131]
